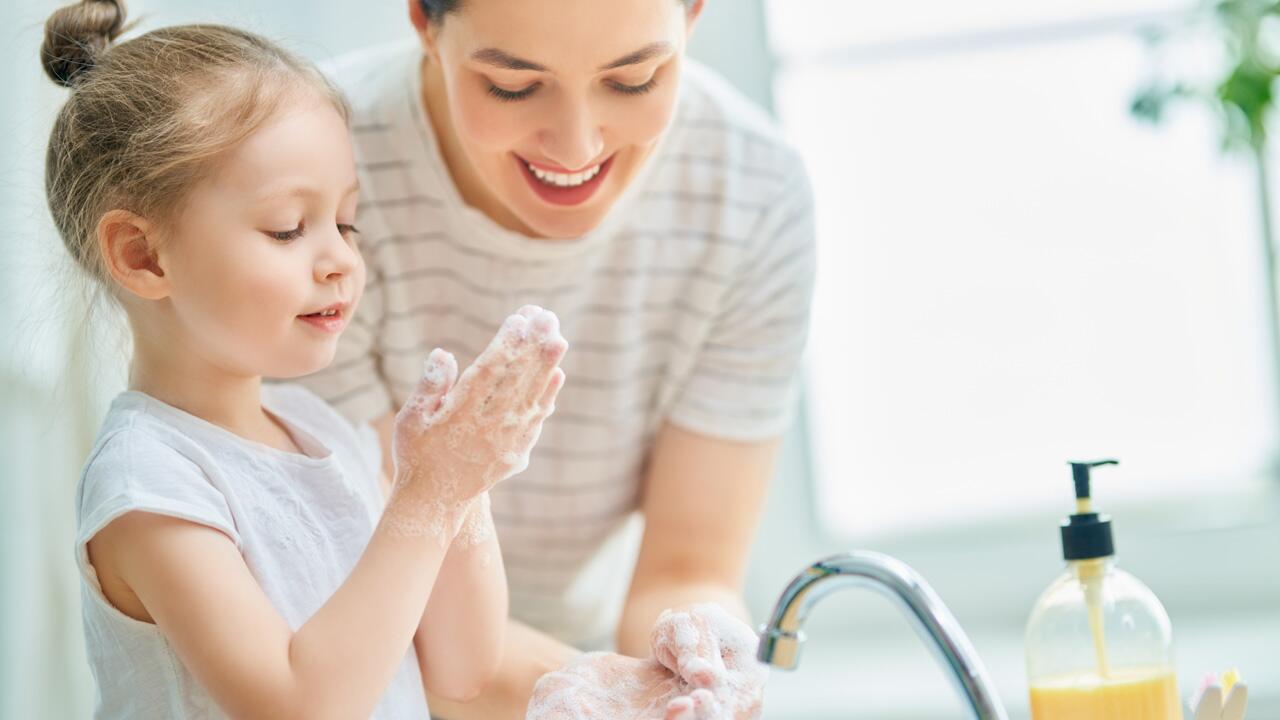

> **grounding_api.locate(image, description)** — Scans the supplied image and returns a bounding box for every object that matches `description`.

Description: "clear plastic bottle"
[1024,460,1181,719]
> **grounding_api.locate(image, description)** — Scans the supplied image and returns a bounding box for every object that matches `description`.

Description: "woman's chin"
[512,199,613,240]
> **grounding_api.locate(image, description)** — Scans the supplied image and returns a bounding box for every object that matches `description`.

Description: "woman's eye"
[267,223,304,242]
[608,78,658,96]
[488,82,539,102]
[337,223,360,239]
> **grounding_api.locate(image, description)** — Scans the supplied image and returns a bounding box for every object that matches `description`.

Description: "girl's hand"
[385,306,567,538]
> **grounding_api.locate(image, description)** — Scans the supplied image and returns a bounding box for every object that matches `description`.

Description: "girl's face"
[160,97,365,379]
[421,0,697,239]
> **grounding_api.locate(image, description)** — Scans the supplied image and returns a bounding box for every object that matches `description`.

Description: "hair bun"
[41,0,127,88]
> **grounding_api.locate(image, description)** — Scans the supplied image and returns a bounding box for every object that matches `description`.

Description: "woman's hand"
[649,604,768,720]
[385,306,567,538]
[527,652,694,720]
[527,606,769,720]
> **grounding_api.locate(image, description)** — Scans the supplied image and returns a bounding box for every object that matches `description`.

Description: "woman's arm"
[617,421,780,656]
[424,619,580,720]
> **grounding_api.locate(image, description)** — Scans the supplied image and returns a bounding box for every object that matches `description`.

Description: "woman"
[300,0,815,716]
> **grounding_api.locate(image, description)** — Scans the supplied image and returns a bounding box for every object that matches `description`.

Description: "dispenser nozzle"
[1061,460,1119,561]
[1069,459,1119,500]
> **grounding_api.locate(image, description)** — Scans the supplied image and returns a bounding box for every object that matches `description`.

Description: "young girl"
[41,1,568,717]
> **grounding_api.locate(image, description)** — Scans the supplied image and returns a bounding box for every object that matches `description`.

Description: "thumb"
[403,348,458,422]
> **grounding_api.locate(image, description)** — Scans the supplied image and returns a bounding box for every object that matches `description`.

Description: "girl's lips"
[297,305,347,334]
[515,153,613,207]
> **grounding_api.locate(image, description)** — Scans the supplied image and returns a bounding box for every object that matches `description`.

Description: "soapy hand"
[650,604,768,720]
[527,652,716,720]
[384,306,567,538]
[525,605,767,720]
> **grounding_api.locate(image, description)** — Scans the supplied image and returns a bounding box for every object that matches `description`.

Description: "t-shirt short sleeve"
[77,427,240,563]
[668,156,818,442]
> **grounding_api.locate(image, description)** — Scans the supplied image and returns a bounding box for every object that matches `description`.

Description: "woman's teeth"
[526,161,601,188]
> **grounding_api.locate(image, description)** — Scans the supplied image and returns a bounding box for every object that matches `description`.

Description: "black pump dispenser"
[1060,459,1118,561]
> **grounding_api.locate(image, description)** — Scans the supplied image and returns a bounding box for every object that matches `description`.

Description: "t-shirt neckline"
[115,388,334,466]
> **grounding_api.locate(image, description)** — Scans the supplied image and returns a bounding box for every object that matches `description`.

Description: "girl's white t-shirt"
[74,384,429,719]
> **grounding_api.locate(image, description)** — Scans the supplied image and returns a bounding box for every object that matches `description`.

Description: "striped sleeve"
[292,199,395,425]
[668,157,818,442]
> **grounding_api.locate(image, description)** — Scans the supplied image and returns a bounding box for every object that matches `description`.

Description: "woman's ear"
[408,0,442,61]
[97,209,170,301]
[686,0,706,32]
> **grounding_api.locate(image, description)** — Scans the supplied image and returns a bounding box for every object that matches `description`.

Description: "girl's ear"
[97,209,170,301]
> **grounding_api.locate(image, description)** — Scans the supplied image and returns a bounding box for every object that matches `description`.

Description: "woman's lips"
[516,153,613,207]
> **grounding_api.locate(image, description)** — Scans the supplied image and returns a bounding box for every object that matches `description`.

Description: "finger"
[480,313,536,411]
[689,689,722,719]
[513,310,566,406]
[665,696,696,720]
[538,367,565,411]
[526,335,568,407]
[531,310,567,369]
[653,608,702,667]
[477,313,532,370]
[516,304,544,319]
[398,348,457,424]
[682,657,719,689]
[653,610,723,688]
[447,358,498,417]
[691,604,759,672]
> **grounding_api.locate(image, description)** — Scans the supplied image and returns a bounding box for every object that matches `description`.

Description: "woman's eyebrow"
[599,41,672,70]
[470,41,674,73]
[471,48,546,72]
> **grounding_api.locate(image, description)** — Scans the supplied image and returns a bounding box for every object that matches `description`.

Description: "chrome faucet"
[758,551,1009,720]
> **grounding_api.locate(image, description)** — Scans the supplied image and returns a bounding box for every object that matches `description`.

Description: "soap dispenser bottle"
[1025,460,1181,719]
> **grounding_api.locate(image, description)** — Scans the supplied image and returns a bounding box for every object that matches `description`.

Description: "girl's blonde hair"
[40,0,349,285]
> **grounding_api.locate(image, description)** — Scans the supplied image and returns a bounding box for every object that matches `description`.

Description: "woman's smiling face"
[414,0,699,239]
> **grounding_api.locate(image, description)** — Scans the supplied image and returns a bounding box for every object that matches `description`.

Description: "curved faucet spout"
[758,551,1008,720]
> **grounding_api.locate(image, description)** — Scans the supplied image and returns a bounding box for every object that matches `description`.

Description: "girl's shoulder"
[77,393,241,550]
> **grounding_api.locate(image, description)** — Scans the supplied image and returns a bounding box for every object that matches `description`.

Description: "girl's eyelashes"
[264,222,361,243]
[267,222,304,242]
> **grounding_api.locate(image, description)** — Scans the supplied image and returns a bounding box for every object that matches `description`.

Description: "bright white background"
[756,1,1280,717]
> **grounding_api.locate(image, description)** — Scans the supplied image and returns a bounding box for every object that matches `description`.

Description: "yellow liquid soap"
[1029,666,1181,719]
[1031,561,1181,719]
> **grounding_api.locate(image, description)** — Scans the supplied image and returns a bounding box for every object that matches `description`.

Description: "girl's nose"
[314,228,358,283]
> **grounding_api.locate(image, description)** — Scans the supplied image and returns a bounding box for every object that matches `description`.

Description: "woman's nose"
[538,99,605,171]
